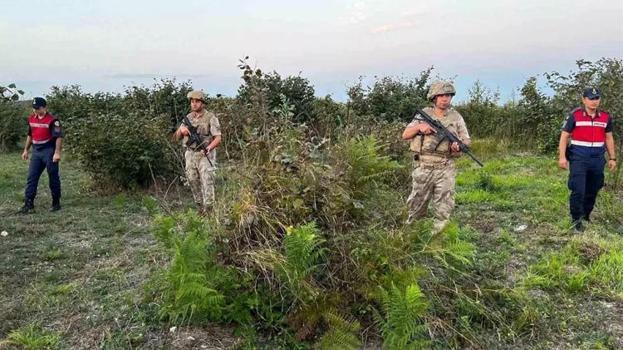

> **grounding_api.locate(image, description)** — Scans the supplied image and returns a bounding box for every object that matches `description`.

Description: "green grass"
[0,152,165,349]
[454,153,623,348]
[0,323,61,350]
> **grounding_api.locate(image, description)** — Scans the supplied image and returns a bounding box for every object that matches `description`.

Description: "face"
[190,99,204,112]
[582,96,600,110]
[33,107,47,116]
[433,94,453,109]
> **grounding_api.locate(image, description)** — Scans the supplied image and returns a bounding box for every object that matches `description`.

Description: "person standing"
[558,87,616,232]
[402,81,471,233]
[19,97,64,213]
[174,90,222,214]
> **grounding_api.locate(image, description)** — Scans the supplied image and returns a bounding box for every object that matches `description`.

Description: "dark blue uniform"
[24,113,64,209]
[26,142,62,204]
[562,108,612,222]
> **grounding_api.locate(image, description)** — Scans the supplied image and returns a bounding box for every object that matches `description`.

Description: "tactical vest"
[28,113,56,146]
[569,108,610,148]
[183,110,213,150]
[410,107,463,156]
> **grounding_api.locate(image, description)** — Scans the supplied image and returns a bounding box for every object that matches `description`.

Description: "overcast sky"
[1,0,622,101]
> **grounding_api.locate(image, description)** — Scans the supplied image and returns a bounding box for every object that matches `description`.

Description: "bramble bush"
[45,79,193,188]
[67,113,174,188]
[0,84,27,151]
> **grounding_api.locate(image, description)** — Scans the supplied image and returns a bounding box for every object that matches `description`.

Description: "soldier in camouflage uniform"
[174,90,222,214]
[402,81,471,233]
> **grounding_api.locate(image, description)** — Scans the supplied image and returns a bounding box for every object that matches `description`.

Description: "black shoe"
[49,204,61,212]
[18,199,35,214]
[573,220,585,233]
[18,203,34,214]
[582,215,591,222]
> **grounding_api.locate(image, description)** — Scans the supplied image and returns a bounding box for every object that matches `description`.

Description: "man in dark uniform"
[558,87,616,232]
[18,97,64,214]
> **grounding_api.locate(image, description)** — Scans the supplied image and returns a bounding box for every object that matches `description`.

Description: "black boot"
[573,220,585,233]
[18,199,34,214]
[50,199,61,212]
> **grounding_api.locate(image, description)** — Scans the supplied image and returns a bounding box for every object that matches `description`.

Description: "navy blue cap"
[583,87,601,99]
[32,97,47,109]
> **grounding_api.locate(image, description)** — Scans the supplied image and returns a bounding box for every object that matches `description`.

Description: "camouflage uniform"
[405,82,470,233]
[182,108,221,210]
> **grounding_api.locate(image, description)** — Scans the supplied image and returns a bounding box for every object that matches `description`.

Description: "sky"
[1,0,622,102]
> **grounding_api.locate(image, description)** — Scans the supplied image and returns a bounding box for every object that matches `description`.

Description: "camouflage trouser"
[185,150,216,209]
[406,157,456,233]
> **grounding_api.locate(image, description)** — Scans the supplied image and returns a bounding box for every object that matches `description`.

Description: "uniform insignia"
[592,88,597,95]
[54,120,60,127]
[562,115,570,128]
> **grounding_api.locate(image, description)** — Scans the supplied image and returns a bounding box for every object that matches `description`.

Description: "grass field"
[1,149,623,349]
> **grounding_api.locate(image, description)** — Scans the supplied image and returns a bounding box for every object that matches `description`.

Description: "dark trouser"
[25,146,61,205]
[568,155,605,221]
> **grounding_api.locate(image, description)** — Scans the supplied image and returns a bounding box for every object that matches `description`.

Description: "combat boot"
[18,199,34,214]
[573,220,585,233]
[50,199,61,212]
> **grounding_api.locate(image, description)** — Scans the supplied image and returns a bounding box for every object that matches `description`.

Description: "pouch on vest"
[409,134,424,153]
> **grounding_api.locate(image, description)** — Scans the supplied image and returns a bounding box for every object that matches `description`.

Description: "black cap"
[582,87,601,99]
[32,97,47,109]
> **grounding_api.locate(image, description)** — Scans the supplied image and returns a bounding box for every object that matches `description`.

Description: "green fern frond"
[317,309,362,350]
[377,282,430,350]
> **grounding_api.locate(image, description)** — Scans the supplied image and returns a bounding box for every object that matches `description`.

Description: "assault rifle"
[415,108,483,167]
[182,115,214,167]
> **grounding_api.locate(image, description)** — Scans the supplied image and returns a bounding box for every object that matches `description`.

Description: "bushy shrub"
[347,68,433,122]
[0,84,27,151]
[122,78,193,129]
[237,58,316,124]
[67,113,175,188]
[47,85,123,122]
[45,79,196,187]
[0,100,27,151]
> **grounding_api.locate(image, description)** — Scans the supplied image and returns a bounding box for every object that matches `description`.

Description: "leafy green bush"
[347,68,433,122]
[0,84,27,151]
[44,79,196,187]
[47,79,191,129]
[0,99,27,151]
[237,58,316,124]
[122,78,192,129]
[66,113,175,188]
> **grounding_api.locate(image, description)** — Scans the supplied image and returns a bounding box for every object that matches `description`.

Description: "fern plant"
[276,222,326,304]
[342,135,403,198]
[156,211,227,324]
[317,309,362,350]
[376,282,430,350]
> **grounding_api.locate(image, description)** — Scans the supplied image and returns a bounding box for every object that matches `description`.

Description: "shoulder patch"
[54,120,60,126]
[562,114,572,129]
